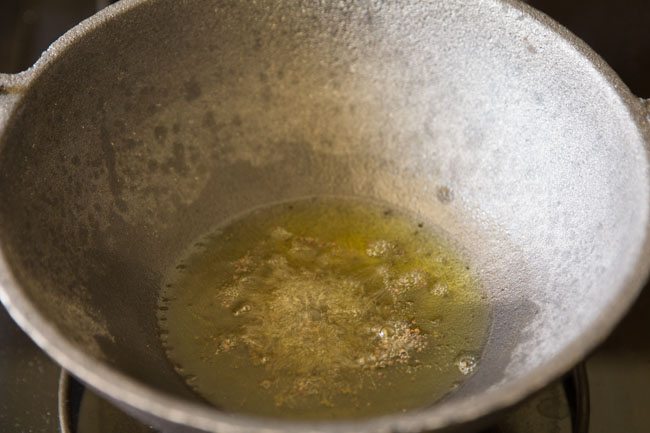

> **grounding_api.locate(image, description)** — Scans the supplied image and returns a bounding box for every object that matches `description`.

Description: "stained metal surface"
[0,1,649,433]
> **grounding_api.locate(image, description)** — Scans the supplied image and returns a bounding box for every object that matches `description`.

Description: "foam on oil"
[157,197,489,420]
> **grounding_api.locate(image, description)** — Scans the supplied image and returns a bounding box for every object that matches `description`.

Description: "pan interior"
[0,0,648,425]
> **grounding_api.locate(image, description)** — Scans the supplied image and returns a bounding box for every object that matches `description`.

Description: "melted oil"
[157,197,489,420]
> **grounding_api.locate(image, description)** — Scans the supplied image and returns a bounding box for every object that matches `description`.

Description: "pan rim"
[0,0,649,432]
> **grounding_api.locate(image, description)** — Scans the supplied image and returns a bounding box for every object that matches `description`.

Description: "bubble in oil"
[270,226,293,241]
[455,354,479,375]
[366,239,400,258]
[394,270,428,293]
[233,303,252,316]
[430,282,449,297]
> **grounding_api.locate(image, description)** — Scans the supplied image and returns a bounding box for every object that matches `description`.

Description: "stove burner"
[58,373,155,433]
[58,365,589,433]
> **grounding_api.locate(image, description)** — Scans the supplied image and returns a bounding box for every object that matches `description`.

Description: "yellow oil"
[157,197,489,420]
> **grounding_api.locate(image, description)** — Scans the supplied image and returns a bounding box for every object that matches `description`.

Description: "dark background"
[1,0,649,97]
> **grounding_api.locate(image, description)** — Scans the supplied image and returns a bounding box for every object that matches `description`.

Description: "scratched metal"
[0,1,649,432]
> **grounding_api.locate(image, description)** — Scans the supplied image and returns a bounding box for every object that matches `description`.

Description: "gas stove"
[1,1,649,432]
[0,305,586,433]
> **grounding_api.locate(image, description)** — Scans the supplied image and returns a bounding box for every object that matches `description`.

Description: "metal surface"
[57,368,583,433]
[59,371,157,433]
[564,365,589,433]
[1,0,650,432]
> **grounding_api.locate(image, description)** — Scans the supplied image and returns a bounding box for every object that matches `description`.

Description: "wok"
[0,0,649,432]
